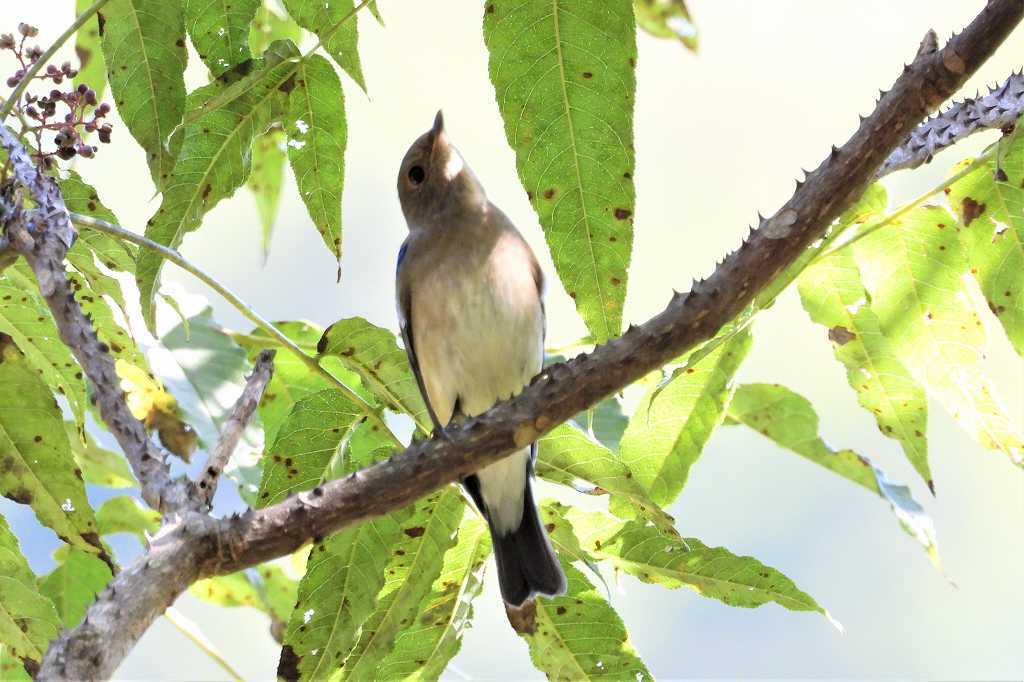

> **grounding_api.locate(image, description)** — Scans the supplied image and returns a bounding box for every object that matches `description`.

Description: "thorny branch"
[0,0,1015,678]
[197,350,276,508]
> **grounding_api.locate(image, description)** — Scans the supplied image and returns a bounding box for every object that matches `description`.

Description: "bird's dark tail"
[489,479,567,607]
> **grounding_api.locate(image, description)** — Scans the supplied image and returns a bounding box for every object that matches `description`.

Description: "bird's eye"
[408,165,426,185]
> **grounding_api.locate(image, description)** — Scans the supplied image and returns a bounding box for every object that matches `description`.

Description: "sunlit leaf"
[537,423,677,536]
[0,343,101,554]
[483,0,637,343]
[617,327,751,507]
[340,488,465,679]
[0,576,60,667]
[191,571,262,609]
[183,0,261,76]
[317,317,430,429]
[250,5,303,55]
[0,264,87,424]
[947,139,1024,356]
[727,383,942,568]
[282,0,366,90]
[137,41,299,331]
[287,54,347,266]
[38,548,112,628]
[248,128,288,260]
[0,517,34,680]
[376,517,490,681]
[101,0,188,185]
[74,0,107,101]
[509,559,652,681]
[65,422,136,489]
[634,0,698,51]
[257,563,299,624]
[853,205,1024,466]
[95,495,160,543]
[798,248,931,487]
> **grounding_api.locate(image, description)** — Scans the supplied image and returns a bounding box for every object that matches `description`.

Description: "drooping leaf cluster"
[0,1,1020,680]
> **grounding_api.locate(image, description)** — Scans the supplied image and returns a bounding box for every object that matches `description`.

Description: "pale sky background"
[1,1,1022,680]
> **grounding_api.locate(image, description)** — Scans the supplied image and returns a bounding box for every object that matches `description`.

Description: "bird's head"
[397,110,486,228]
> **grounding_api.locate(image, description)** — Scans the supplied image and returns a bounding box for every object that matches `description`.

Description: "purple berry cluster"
[2,23,113,169]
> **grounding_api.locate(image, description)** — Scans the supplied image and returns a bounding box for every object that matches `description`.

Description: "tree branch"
[197,350,276,508]
[29,0,1024,678]
[879,69,1024,177]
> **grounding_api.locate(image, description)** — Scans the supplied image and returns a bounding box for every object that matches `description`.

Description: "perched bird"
[395,111,566,607]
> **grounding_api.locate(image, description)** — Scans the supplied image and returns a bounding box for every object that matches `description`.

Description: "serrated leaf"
[340,488,465,680]
[66,422,137,488]
[95,495,160,542]
[248,128,288,259]
[282,0,366,90]
[38,548,112,628]
[483,0,636,343]
[798,248,931,486]
[727,383,942,568]
[284,515,405,680]
[537,423,676,536]
[0,344,101,554]
[618,326,751,507]
[947,140,1024,355]
[256,388,363,506]
[137,41,300,331]
[61,172,137,273]
[67,271,147,370]
[0,514,35,589]
[317,317,430,429]
[101,0,188,185]
[287,54,347,265]
[634,0,698,51]
[376,518,490,682]
[0,265,87,424]
[0,576,61,665]
[74,0,107,102]
[510,560,651,681]
[853,205,1024,466]
[184,0,261,76]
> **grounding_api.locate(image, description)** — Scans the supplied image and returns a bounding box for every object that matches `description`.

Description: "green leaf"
[947,143,1024,356]
[727,383,942,568]
[546,503,834,622]
[256,388,363,506]
[0,641,32,681]
[853,205,1024,466]
[0,264,87,424]
[376,518,490,682]
[37,548,112,628]
[483,0,637,343]
[537,423,677,536]
[283,515,405,680]
[0,344,101,554]
[510,560,651,681]
[617,326,751,507]
[0,576,60,666]
[317,317,430,429]
[191,571,262,609]
[61,172,137,274]
[66,422,137,488]
[67,270,148,370]
[74,0,107,102]
[340,488,465,680]
[101,0,188,185]
[798,248,931,487]
[250,5,303,55]
[137,41,299,331]
[256,563,299,623]
[95,495,160,542]
[634,0,698,51]
[287,54,347,265]
[282,0,366,90]
[248,128,288,259]
[0,514,35,589]
[184,0,261,76]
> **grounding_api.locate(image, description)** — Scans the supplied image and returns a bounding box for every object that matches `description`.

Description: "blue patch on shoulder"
[396,242,408,275]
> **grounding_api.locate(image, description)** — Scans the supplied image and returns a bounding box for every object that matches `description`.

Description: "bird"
[395,111,566,607]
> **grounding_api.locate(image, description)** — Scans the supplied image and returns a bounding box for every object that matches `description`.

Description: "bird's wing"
[396,240,444,431]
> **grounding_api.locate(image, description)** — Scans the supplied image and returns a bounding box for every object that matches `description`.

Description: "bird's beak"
[430,109,448,155]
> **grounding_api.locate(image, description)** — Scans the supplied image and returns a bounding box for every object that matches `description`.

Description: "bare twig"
[878,70,1024,177]
[197,350,276,508]
[28,2,1022,678]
